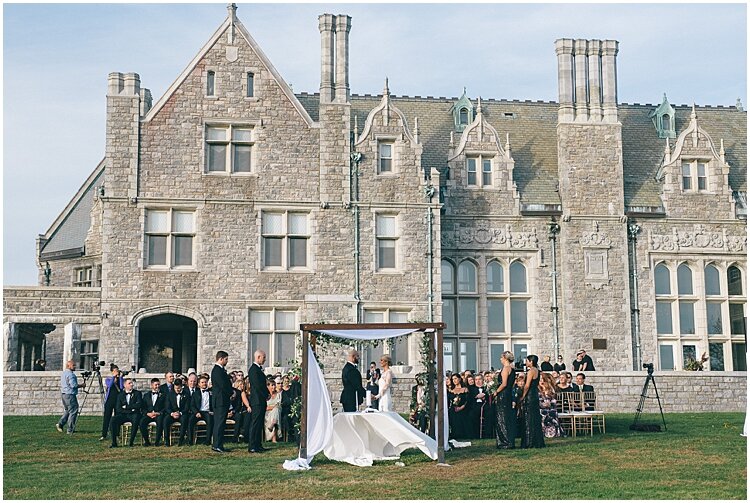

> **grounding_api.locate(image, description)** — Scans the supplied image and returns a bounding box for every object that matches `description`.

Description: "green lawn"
[3,413,747,499]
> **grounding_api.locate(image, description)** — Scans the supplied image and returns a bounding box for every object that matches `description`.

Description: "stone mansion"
[4,5,746,378]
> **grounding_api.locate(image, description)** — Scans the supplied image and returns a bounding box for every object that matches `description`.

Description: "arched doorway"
[137,314,197,373]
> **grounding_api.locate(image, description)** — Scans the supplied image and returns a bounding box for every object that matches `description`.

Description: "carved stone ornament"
[584,249,610,290]
[226,46,239,62]
[580,220,612,248]
[649,224,747,253]
[447,220,538,249]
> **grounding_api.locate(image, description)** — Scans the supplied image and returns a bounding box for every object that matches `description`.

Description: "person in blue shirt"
[100,365,125,441]
[56,360,79,434]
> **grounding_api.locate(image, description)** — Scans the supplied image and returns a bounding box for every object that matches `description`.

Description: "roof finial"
[383,77,390,96]
[477,96,482,116]
[691,103,697,121]
[227,3,237,20]
[462,86,467,96]
[720,138,726,163]
[736,97,744,111]
[505,133,511,160]
[227,4,237,43]
[414,117,420,144]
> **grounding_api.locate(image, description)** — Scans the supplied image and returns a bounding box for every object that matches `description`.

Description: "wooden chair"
[145,421,157,445]
[118,421,133,445]
[223,419,236,441]
[568,391,593,437]
[583,391,605,434]
[556,392,576,437]
[169,421,183,445]
[193,419,208,444]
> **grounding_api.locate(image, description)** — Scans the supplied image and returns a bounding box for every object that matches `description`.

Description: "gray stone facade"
[3,8,747,392]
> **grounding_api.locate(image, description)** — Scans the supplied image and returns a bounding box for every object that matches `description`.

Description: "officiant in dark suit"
[210,351,232,453]
[340,349,366,412]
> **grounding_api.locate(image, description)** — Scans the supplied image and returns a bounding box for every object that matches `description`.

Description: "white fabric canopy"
[323,411,437,466]
[316,328,419,340]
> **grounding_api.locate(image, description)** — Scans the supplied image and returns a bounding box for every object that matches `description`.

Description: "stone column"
[573,39,588,122]
[555,39,575,123]
[5,322,18,371]
[318,14,335,104]
[587,39,602,122]
[602,40,619,123]
[63,322,81,366]
[105,71,141,200]
[334,15,352,104]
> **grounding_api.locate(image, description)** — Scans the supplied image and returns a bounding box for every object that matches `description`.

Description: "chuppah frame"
[299,322,446,464]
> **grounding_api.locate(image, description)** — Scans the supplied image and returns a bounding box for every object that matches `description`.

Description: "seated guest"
[140,377,167,446]
[110,378,143,448]
[556,372,576,394]
[159,372,175,395]
[184,373,199,411]
[573,373,595,410]
[540,355,554,372]
[164,378,190,446]
[553,355,566,372]
[265,379,281,443]
[538,372,565,438]
[190,376,213,446]
[551,370,560,383]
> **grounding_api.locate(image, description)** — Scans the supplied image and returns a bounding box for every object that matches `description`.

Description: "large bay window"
[145,209,195,268]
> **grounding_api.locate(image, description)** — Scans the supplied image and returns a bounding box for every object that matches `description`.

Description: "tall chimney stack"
[554,39,574,122]
[334,14,352,104]
[601,40,619,123]
[318,14,335,103]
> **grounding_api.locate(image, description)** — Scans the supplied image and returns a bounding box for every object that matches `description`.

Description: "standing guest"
[466,375,482,438]
[159,372,175,395]
[248,349,271,453]
[447,373,469,440]
[512,372,526,441]
[279,377,294,441]
[110,378,143,447]
[340,349,366,412]
[553,355,566,373]
[56,359,79,435]
[472,373,489,439]
[100,365,124,441]
[165,378,190,446]
[140,377,167,446]
[540,355,554,372]
[190,375,213,446]
[409,375,429,433]
[492,351,517,449]
[33,359,46,371]
[519,355,545,448]
[210,351,232,453]
[232,378,251,443]
[265,379,281,442]
[572,349,596,371]
[366,367,381,410]
[539,372,565,438]
[365,361,378,381]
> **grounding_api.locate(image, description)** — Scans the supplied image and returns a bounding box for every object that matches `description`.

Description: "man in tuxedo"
[100,365,124,441]
[164,378,191,446]
[210,351,232,453]
[110,378,143,447]
[340,349,365,412]
[190,375,213,446]
[159,371,175,395]
[247,349,270,453]
[573,372,595,410]
[140,377,167,446]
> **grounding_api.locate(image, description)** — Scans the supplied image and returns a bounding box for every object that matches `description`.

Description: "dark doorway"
[138,314,197,374]
[15,323,55,370]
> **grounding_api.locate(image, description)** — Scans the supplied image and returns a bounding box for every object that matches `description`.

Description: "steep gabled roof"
[143,10,315,128]
[40,159,105,259]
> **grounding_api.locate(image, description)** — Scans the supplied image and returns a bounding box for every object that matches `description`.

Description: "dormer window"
[378,141,394,174]
[466,156,493,188]
[451,89,474,131]
[650,93,675,138]
[459,108,469,126]
[681,160,708,192]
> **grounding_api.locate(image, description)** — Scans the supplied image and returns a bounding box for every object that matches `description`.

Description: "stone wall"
[5,371,745,416]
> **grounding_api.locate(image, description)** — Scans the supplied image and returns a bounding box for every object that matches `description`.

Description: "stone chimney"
[318,14,335,103]
[555,38,618,123]
[334,14,352,104]
[105,72,143,199]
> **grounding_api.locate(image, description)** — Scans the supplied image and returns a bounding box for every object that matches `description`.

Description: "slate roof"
[297,93,747,209]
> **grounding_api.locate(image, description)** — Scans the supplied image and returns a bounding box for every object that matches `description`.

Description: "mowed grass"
[3,413,747,499]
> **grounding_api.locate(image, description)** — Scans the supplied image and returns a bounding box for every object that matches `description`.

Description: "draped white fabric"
[282,343,333,471]
[316,328,418,340]
[323,411,437,466]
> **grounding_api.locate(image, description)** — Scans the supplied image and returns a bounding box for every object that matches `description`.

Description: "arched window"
[661,114,670,130]
[704,264,721,296]
[458,261,477,293]
[654,264,671,295]
[441,260,455,294]
[509,261,527,293]
[728,265,743,296]
[487,261,504,293]
[459,107,469,125]
[677,263,693,295]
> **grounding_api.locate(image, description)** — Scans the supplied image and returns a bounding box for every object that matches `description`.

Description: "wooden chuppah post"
[427,331,436,439]
[299,329,309,460]
[436,327,445,464]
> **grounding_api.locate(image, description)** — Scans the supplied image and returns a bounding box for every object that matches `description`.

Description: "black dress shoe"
[109,444,117,448]
[212,447,227,453]
[257,446,269,452]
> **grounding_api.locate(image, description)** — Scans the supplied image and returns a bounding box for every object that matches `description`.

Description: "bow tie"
[152,392,158,395]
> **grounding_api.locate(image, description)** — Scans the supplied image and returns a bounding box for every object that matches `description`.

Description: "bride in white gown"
[373,354,393,412]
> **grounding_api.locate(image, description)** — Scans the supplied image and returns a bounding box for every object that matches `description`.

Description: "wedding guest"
[553,355,566,372]
[492,351,517,449]
[280,377,294,441]
[264,379,281,443]
[409,375,428,433]
[447,373,469,440]
[33,358,46,371]
[109,378,143,448]
[519,355,545,448]
[572,349,596,371]
[366,367,381,410]
[159,371,175,395]
[164,378,190,446]
[232,378,251,443]
[557,372,576,394]
[190,376,213,446]
[100,365,124,441]
[539,372,565,438]
[473,374,491,439]
[550,370,560,383]
[573,373,595,410]
[466,375,481,438]
[540,355,554,372]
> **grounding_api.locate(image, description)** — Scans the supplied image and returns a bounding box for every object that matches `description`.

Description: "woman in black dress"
[447,373,469,440]
[520,354,546,448]
[492,351,517,449]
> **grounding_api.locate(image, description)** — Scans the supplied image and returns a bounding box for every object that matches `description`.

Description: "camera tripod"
[631,371,667,431]
[79,369,105,415]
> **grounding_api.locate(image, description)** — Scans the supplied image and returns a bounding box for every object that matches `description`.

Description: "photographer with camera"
[55,359,79,435]
[99,364,125,441]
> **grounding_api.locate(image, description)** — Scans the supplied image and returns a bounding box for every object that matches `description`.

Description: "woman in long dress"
[520,355,546,448]
[264,379,281,442]
[372,355,393,412]
[539,372,565,438]
[492,351,517,449]
[447,373,469,440]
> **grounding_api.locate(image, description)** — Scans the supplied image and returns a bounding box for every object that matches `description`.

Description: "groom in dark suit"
[248,349,270,453]
[210,350,232,453]
[340,349,366,412]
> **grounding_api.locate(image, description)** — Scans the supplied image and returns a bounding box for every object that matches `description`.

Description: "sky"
[3,2,747,286]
